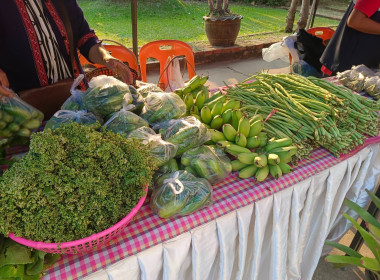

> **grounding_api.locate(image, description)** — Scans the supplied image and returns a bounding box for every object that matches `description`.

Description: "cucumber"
[193,159,211,179]
[0,129,12,138]
[22,119,41,130]
[2,106,31,122]
[0,121,6,130]
[8,123,20,132]
[18,128,31,137]
[2,112,14,123]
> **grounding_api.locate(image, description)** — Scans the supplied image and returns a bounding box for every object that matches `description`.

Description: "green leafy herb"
[0,123,157,242]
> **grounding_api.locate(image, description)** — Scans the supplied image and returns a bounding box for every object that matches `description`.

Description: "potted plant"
[203,0,243,47]
[325,189,380,280]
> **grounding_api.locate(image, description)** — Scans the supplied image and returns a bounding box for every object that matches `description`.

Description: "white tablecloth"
[84,143,380,280]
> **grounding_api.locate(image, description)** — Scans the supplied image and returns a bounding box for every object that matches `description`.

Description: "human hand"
[104,58,134,85]
[0,69,10,88]
[0,86,13,98]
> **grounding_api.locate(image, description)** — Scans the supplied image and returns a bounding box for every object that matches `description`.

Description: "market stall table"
[33,132,380,280]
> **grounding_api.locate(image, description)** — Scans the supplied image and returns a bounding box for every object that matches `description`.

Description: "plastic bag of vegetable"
[153,116,211,156]
[45,110,98,130]
[150,170,212,218]
[337,69,366,92]
[0,92,44,139]
[103,105,149,137]
[364,76,380,99]
[84,75,133,118]
[127,126,177,167]
[136,82,163,98]
[181,145,232,184]
[61,74,86,111]
[129,85,145,115]
[140,91,186,125]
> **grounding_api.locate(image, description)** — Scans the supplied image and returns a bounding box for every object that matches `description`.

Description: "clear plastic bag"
[128,85,145,115]
[150,170,212,218]
[103,105,149,137]
[153,116,211,156]
[0,92,44,139]
[351,64,375,77]
[337,65,377,93]
[84,75,133,118]
[140,91,186,125]
[262,35,299,64]
[136,82,163,98]
[151,158,179,195]
[181,145,232,184]
[61,74,86,111]
[126,126,178,167]
[164,56,185,92]
[337,69,366,92]
[364,76,380,99]
[45,110,98,130]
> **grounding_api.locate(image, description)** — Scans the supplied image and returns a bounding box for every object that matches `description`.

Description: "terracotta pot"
[204,16,242,47]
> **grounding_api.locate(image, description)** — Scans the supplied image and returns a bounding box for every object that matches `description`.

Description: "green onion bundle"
[227,73,380,158]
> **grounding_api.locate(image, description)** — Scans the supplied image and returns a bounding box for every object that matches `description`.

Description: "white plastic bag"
[164,56,185,92]
[262,34,299,64]
[61,74,86,111]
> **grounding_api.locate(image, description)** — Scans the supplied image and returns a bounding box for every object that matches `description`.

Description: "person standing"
[320,0,380,75]
[0,0,133,117]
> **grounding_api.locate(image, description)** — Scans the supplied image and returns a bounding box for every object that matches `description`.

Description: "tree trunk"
[208,0,215,13]
[223,0,229,13]
[285,0,299,33]
[297,0,311,31]
[216,0,222,11]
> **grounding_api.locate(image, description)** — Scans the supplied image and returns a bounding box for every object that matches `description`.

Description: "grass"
[78,0,340,47]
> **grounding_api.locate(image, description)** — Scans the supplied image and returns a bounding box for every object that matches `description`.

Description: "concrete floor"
[144,57,290,88]
[144,57,370,280]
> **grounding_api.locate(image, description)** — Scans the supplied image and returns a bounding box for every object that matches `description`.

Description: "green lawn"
[78,0,340,47]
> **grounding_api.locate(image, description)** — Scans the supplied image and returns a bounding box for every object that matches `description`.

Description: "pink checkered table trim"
[42,134,380,280]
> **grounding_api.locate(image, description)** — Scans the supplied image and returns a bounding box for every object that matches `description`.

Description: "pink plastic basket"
[9,186,148,254]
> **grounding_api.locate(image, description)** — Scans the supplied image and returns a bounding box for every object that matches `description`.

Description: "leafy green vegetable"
[0,234,60,279]
[0,123,157,243]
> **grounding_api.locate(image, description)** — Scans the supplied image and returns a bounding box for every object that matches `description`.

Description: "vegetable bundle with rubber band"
[226,73,380,158]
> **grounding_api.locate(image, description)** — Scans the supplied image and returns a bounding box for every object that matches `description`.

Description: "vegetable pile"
[226,73,380,157]
[173,75,296,182]
[0,122,157,243]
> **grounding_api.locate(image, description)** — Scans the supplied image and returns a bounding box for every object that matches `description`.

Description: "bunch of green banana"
[174,75,209,114]
[174,76,247,132]
[209,114,267,151]
[223,136,297,182]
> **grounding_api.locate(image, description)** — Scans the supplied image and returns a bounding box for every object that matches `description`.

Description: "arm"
[347,8,380,35]
[0,69,12,97]
[88,44,134,85]
[67,1,133,84]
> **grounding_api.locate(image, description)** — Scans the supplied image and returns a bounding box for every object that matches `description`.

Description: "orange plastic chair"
[307,27,335,46]
[139,40,196,86]
[78,39,140,76]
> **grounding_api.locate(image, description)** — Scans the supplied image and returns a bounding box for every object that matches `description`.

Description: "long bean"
[227,73,380,158]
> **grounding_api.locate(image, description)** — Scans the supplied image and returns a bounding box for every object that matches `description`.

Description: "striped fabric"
[24,0,72,84]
